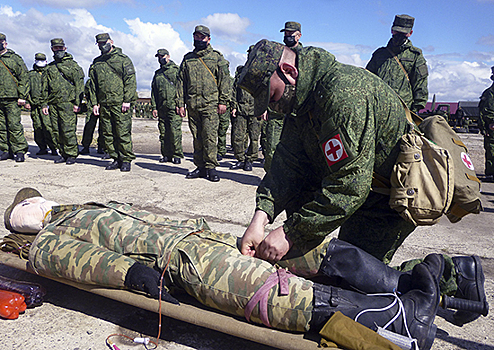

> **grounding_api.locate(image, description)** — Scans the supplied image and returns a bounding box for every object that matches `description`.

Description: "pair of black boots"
[310,239,487,350]
[186,167,220,182]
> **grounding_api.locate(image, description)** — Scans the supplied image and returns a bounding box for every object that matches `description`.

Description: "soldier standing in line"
[479,66,494,182]
[80,78,106,156]
[151,49,183,164]
[229,65,260,171]
[41,38,85,165]
[25,53,57,156]
[89,33,137,172]
[216,74,233,161]
[366,14,429,114]
[176,25,231,182]
[0,33,29,162]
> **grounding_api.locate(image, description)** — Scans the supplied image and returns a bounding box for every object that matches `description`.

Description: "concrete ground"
[0,114,493,350]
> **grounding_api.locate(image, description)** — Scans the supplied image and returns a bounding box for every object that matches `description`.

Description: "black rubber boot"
[319,238,412,294]
[311,254,444,350]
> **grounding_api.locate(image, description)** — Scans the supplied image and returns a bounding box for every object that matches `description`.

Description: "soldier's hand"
[93,105,100,116]
[152,110,158,118]
[177,107,186,118]
[490,123,494,131]
[255,227,293,263]
[218,104,227,115]
[231,109,237,118]
[24,103,31,110]
[241,210,269,257]
[42,107,49,115]
[17,99,26,106]
[259,111,268,121]
[73,105,81,113]
[122,102,131,113]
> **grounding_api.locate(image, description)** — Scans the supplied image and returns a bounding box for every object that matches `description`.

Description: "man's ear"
[280,62,298,79]
[407,30,413,38]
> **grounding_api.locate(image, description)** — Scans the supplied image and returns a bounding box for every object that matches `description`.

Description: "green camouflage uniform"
[217,75,234,157]
[28,202,313,332]
[231,67,260,163]
[81,78,104,152]
[42,52,85,159]
[260,108,284,172]
[479,81,494,176]
[89,46,137,163]
[151,60,184,159]
[27,64,56,153]
[366,39,429,113]
[0,48,29,155]
[176,44,230,169]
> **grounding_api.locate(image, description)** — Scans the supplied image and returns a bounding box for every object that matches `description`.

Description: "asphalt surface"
[0,114,492,350]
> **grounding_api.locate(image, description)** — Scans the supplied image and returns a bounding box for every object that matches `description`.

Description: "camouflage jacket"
[89,46,137,106]
[479,82,494,134]
[28,202,210,288]
[84,78,96,111]
[232,66,254,116]
[26,65,46,106]
[366,39,428,113]
[41,52,85,107]
[256,46,410,248]
[175,44,230,111]
[0,49,28,99]
[150,60,179,111]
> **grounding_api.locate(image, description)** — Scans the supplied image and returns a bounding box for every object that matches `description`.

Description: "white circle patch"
[325,138,344,162]
[460,152,475,171]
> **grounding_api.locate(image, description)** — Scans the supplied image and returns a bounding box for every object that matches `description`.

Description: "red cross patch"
[323,134,348,167]
[460,152,475,171]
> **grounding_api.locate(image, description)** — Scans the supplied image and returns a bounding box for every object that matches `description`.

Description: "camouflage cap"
[95,33,111,43]
[155,48,169,57]
[238,39,284,117]
[280,21,301,33]
[35,52,46,61]
[194,25,210,37]
[50,38,65,47]
[391,14,415,34]
[0,33,5,42]
[4,188,42,232]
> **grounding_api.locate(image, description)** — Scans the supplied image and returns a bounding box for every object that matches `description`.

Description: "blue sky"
[2,0,494,102]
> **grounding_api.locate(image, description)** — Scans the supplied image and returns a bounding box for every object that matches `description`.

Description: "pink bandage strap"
[244,269,292,327]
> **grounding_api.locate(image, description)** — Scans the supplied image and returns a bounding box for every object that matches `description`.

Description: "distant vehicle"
[418,95,480,133]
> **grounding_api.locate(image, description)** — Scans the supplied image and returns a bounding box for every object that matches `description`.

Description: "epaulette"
[408,45,423,55]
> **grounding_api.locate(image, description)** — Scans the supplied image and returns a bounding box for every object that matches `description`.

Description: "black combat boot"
[105,160,121,170]
[311,254,443,350]
[229,161,245,170]
[186,167,206,179]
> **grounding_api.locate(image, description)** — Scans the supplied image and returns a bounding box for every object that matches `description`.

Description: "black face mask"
[391,33,408,47]
[53,50,65,61]
[268,67,296,115]
[194,40,208,51]
[99,42,112,54]
[159,57,168,65]
[283,35,297,47]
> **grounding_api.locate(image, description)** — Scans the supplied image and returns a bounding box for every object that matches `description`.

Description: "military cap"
[35,53,46,61]
[0,33,6,42]
[155,48,169,57]
[4,188,42,232]
[238,39,284,117]
[391,14,415,34]
[194,25,210,37]
[280,21,301,33]
[50,38,65,47]
[95,33,111,43]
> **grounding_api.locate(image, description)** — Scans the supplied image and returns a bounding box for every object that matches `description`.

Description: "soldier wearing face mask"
[26,53,57,156]
[366,14,428,114]
[151,49,183,164]
[175,25,231,182]
[41,38,85,165]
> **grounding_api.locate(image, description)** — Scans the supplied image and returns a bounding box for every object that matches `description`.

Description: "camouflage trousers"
[231,113,260,162]
[188,108,219,169]
[217,110,230,156]
[260,113,284,172]
[484,134,494,176]
[30,105,57,152]
[99,104,136,163]
[0,98,28,154]
[49,102,78,158]
[158,107,183,159]
[82,112,104,151]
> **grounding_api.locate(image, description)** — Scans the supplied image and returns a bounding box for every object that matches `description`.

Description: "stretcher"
[0,250,324,350]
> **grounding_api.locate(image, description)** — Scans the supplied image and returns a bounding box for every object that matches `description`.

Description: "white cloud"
[182,13,252,44]
[0,5,21,17]
[18,0,132,7]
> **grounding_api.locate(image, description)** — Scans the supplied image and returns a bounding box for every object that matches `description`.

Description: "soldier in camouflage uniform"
[479,66,494,182]
[151,49,183,164]
[89,33,137,172]
[237,40,488,327]
[217,74,234,161]
[80,78,105,156]
[25,53,57,156]
[229,65,260,171]
[366,15,429,114]
[4,188,443,348]
[41,38,85,165]
[0,33,29,162]
[176,25,231,182]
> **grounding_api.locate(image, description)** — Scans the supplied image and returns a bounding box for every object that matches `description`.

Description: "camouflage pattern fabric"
[28,202,313,332]
[366,39,429,113]
[260,109,284,172]
[217,107,230,157]
[151,60,183,159]
[48,101,78,158]
[81,78,104,151]
[479,82,494,175]
[176,44,230,168]
[98,104,135,162]
[0,49,29,154]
